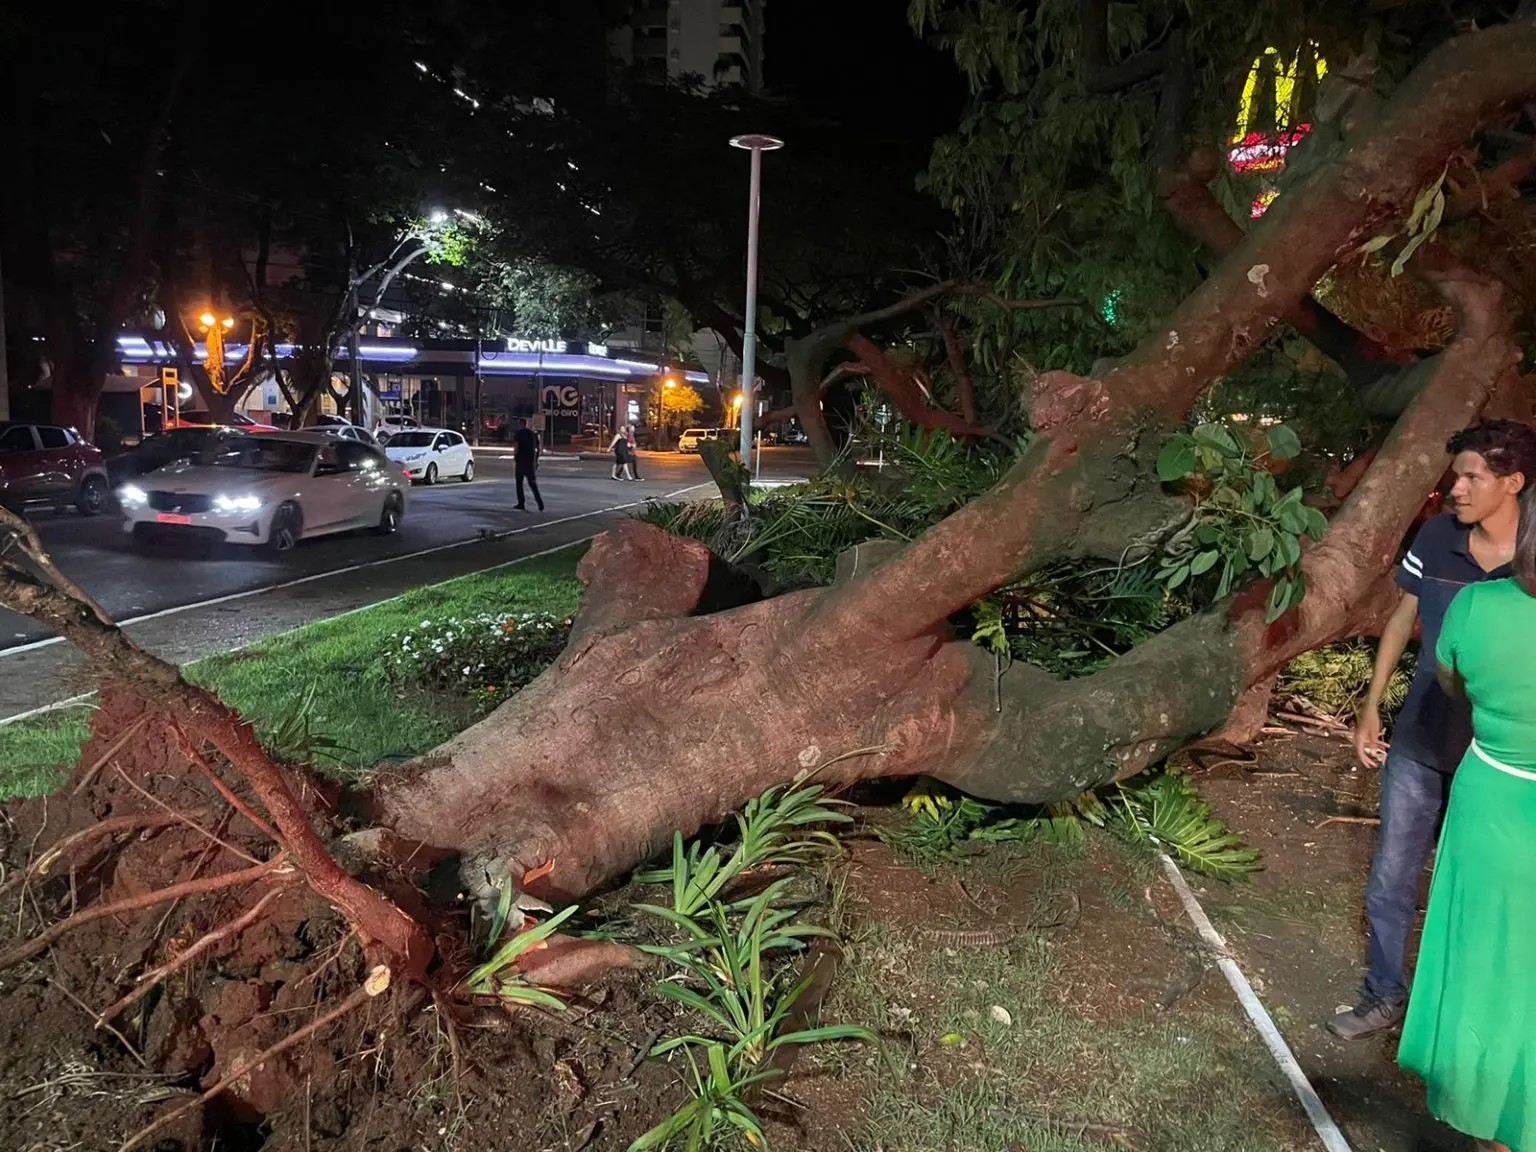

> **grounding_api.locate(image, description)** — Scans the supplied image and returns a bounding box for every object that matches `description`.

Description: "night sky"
[765,0,968,171]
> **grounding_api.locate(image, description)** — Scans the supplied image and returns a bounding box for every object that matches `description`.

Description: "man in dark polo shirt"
[512,418,544,512]
[1328,419,1536,1040]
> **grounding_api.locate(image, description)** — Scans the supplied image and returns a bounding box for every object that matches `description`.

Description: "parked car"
[382,428,475,484]
[107,426,244,486]
[307,423,381,448]
[172,412,279,433]
[677,427,724,453]
[375,414,421,442]
[118,432,408,552]
[0,422,111,515]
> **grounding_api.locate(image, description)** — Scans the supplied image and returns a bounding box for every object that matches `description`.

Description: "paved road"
[0,447,816,722]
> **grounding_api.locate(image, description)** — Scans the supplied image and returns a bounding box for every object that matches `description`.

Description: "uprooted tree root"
[0,688,674,1151]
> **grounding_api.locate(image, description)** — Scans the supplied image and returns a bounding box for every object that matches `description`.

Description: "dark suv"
[0,423,111,515]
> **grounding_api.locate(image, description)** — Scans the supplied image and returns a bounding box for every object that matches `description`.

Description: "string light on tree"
[197,311,236,393]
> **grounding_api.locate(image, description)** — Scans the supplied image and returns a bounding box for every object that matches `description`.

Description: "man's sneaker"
[1326,995,1406,1039]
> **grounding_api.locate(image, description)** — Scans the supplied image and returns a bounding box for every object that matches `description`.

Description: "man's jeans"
[1362,749,1452,1002]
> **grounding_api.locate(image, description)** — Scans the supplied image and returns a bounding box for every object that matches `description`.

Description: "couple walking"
[1329,420,1536,1151]
[610,425,643,482]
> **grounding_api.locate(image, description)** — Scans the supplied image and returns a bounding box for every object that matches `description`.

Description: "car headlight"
[213,493,262,513]
[118,484,148,507]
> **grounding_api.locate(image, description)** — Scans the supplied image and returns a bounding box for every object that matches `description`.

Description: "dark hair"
[1519,487,1536,596]
[517,418,528,428]
[1446,420,1536,491]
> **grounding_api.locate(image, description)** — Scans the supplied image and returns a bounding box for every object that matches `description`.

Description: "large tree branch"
[936,264,1518,801]
[1158,148,1413,386]
[1078,0,1171,93]
[843,334,994,439]
[822,17,1536,638]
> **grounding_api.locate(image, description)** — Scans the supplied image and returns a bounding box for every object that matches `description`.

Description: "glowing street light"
[197,310,237,393]
[728,133,784,460]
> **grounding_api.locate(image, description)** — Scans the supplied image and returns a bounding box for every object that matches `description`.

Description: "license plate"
[155,513,193,525]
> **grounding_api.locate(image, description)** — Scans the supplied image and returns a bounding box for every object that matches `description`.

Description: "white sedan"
[117,432,409,552]
[383,428,475,484]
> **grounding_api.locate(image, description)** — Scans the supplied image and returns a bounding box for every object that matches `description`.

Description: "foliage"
[1113,772,1262,879]
[641,429,1015,587]
[464,898,578,1011]
[1279,641,1415,719]
[1356,168,1450,277]
[264,682,359,767]
[633,782,853,918]
[369,610,572,712]
[982,561,1180,678]
[1155,421,1326,621]
[659,383,706,428]
[628,780,874,1150]
[890,769,1261,880]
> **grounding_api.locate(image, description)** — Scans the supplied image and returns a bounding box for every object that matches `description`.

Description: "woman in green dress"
[1399,491,1536,1152]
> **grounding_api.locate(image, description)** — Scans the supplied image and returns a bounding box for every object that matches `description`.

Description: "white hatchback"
[677,427,722,453]
[383,428,474,484]
[118,432,409,552]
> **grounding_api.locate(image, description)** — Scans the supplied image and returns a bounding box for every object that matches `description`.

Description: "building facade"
[610,0,766,94]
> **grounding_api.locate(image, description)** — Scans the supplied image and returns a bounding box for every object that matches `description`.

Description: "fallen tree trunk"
[376,18,1536,904]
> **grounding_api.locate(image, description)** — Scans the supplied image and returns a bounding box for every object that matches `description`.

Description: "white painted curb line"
[1159,853,1352,1152]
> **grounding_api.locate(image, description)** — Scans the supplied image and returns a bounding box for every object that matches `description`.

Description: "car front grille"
[147,491,213,513]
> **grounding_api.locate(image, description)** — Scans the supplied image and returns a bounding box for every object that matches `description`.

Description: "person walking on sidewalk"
[1398,489,1536,1152]
[626,424,643,480]
[1327,420,1536,1041]
[610,426,636,481]
[512,418,544,511]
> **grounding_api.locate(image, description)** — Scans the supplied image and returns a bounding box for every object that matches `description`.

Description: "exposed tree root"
[0,855,288,970]
[0,814,177,900]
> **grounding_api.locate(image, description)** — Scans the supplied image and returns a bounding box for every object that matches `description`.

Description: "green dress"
[1399,578,1536,1150]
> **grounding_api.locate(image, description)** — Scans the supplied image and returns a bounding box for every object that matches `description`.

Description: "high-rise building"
[610,0,767,94]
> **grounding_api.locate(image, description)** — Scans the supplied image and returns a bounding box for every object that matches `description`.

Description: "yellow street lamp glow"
[663,378,676,389]
[198,311,217,328]
[221,316,235,330]
[732,394,743,408]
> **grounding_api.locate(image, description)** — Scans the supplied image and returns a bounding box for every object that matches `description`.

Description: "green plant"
[370,610,571,709]
[464,894,578,1011]
[984,560,1179,678]
[633,781,852,918]
[628,781,874,1151]
[1279,641,1415,719]
[264,681,357,766]
[889,769,1260,880]
[1155,421,1327,622]
[1110,771,1261,881]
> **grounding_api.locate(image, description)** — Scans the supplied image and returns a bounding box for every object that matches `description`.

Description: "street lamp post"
[729,133,784,463]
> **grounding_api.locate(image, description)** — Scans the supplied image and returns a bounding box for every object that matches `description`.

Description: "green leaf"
[1216,557,1236,600]
[1277,501,1310,535]
[1247,526,1274,562]
[1303,506,1329,540]
[1192,423,1241,455]
[1265,578,1292,623]
[1165,564,1192,590]
[1354,232,1394,256]
[1265,425,1302,460]
[1156,438,1197,481]
[1189,550,1219,576]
